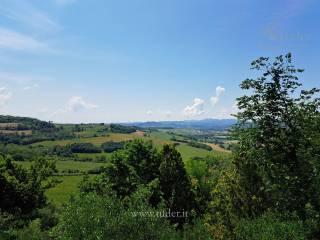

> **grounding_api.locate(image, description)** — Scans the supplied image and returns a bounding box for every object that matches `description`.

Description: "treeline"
[0,115,55,130]
[0,139,126,160]
[1,141,127,163]
[0,125,73,145]
[50,141,127,155]
[109,123,138,133]
[0,116,140,145]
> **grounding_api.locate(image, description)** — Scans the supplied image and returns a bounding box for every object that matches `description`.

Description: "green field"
[46,175,87,206]
[32,133,141,147]
[177,144,212,160]
[16,160,106,173]
[14,127,231,206]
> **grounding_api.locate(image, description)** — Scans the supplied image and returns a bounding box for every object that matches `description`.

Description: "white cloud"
[0,0,59,32]
[184,98,205,117]
[52,96,99,117]
[0,87,12,107]
[232,101,238,110]
[66,96,99,112]
[53,0,77,7]
[210,96,219,106]
[210,86,225,106]
[0,27,50,52]
[216,86,225,96]
[23,83,39,91]
[146,110,153,115]
[230,101,239,115]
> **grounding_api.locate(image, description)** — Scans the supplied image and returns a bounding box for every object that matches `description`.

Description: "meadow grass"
[76,152,111,158]
[177,144,231,161]
[16,160,105,172]
[23,129,231,206]
[32,133,140,147]
[46,175,87,206]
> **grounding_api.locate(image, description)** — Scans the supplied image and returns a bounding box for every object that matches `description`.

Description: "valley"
[0,115,234,206]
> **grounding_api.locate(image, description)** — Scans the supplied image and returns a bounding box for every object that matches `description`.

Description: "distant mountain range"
[122,119,237,130]
[0,115,237,131]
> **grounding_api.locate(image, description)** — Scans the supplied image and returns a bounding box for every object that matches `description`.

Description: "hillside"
[122,118,237,130]
[0,115,71,144]
[0,115,55,130]
[0,115,232,207]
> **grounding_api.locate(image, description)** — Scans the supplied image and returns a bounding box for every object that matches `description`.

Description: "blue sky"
[0,0,319,123]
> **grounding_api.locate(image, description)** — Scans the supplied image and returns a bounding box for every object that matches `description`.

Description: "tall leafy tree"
[233,53,320,216]
[159,145,195,225]
[124,140,161,184]
[80,140,160,198]
[0,154,57,229]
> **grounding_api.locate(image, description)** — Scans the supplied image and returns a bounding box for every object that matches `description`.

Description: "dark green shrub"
[101,140,125,153]
[68,143,101,153]
[109,124,137,133]
[234,213,308,240]
[52,193,178,240]
[187,141,212,151]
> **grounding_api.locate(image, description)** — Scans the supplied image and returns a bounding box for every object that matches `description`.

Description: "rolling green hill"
[1,115,232,205]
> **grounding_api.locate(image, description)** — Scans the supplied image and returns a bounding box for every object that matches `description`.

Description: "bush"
[0,154,57,231]
[187,141,212,151]
[101,141,125,153]
[234,213,308,240]
[60,169,81,175]
[93,155,108,162]
[52,193,178,240]
[48,145,73,157]
[109,124,138,134]
[68,143,101,153]
[9,219,50,240]
[87,166,105,174]
[181,219,212,240]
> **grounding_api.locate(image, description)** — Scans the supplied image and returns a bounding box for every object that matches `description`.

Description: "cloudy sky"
[0,0,319,123]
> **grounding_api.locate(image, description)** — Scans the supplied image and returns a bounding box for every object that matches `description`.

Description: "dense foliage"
[0,116,73,145]
[68,143,101,153]
[101,140,126,153]
[233,53,320,217]
[187,141,212,151]
[0,154,57,230]
[205,53,320,239]
[80,140,195,223]
[0,116,55,131]
[109,123,138,134]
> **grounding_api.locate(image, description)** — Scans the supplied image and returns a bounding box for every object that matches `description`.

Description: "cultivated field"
[4,120,232,206]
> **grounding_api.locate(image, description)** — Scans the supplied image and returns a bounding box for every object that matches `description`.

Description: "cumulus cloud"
[216,86,225,96]
[210,86,225,106]
[52,96,99,117]
[184,98,205,117]
[146,110,153,115]
[0,87,12,107]
[66,96,99,112]
[210,96,219,106]
[230,101,239,115]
